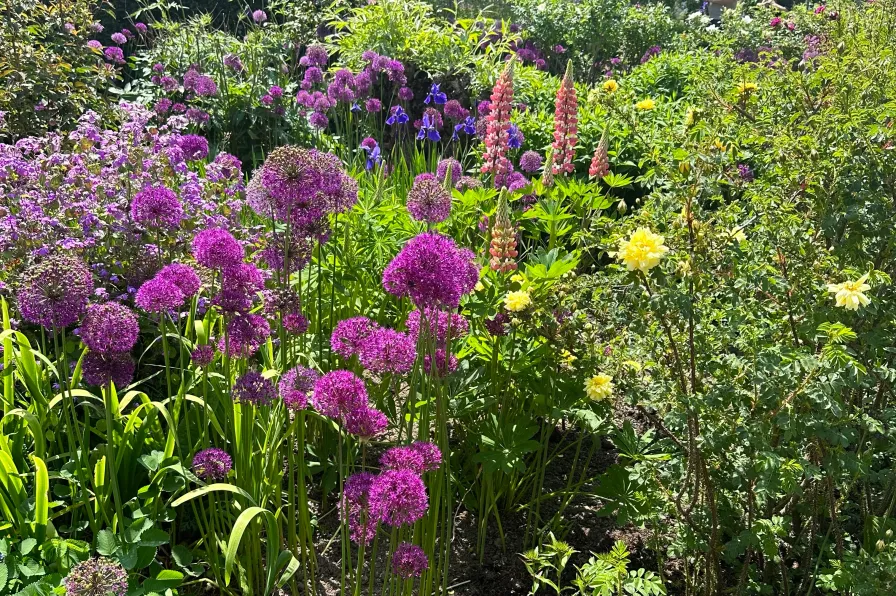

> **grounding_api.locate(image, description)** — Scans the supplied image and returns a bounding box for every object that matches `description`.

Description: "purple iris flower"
[351,102,362,113]
[424,83,447,105]
[386,106,409,126]
[452,116,477,140]
[508,124,523,149]
[416,113,441,142]
[363,143,382,170]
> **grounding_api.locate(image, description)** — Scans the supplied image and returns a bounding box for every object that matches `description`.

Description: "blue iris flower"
[452,116,477,141]
[386,105,409,126]
[416,113,441,142]
[350,102,361,113]
[362,143,382,170]
[424,83,447,105]
[508,123,524,149]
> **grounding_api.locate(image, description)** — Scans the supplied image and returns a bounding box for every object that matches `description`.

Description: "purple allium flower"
[519,151,543,173]
[279,366,319,410]
[63,557,128,596]
[477,100,491,116]
[411,441,442,472]
[111,32,127,45]
[312,370,369,419]
[219,313,270,357]
[332,316,379,359]
[737,163,754,182]
[358,328,416,374]
[17,255,93,329]
[344,406,388,439]
[443,100,469,121]
[131,185,183,229]
[640,45,662,64]
[405,308,469,347]
[304,44,328,67]
[261,94,274,107]
[215,263,263,314]
[259,146,358,226]
[80,303,139,354]
[82,352,135,388]
[392,543,429,579]
[770,17,782,27]
[398,86,414,102]
[506,171,529,192]
[224,53,244,71]
[135,277,184,312]
[269,85,283,99]
[283,313,309,334]
[104,46,125,64]
[86,40,102,50]
[456,176,482,191]
[192,228,244,270]
[380,446,425,474]
[436,158,462,186]
[369,469,428,527]
[156,263,201,298]
[134,22,148,34]
[233,371,276,406]
[484,312,508,336]
[407,175,452,223]
[423,349,458,376]
[154,98,173,114]
[193,75,218,97]
[365,98,382,113]
[301,66,323,90]
[191,345,215,366]
[179,134,209,161]
[360,137,377,151]
[252,9,267,23]
[192,447,232,481]
[382,232,478,309]
[342,472,377,545]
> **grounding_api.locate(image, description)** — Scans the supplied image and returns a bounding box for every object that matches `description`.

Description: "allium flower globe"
[157,263,201,298]
[382,232,478,309]
[617,227,669,272]
[380,446,426,474]
[192,447,233,481]
[411,441,442,472]
[82,352,135,388]
[358,328,416,374]
[342,472,377,545]
[233,371,277,406]
[64,557,128,596]
[191,345,215,366]
[17,255,93,329]
[406,175,452,223]
[192,228,244,270]
[131,185,183,229]
[80,303,139,354]
[392,543,429,579]
[279,366,319,410]
[344,406,388,440]
[331,316,379,359]
[135,277,185,312]
[369,469,429,527]
[312,370,369,419]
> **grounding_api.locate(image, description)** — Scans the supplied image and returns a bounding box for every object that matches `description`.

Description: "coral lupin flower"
[589,126,610,179]
[489,190,518,273]
[617,227,669,272]
[827,274,871,310]
[552,61,578,176]
[481,58,516,188]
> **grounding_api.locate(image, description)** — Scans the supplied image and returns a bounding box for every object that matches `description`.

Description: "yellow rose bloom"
[504,290,532,312]
[603,79,619,93]
[737,82,758,94]
[827,274,871,310]
[585,373,614,401]
[636,99,656,111]
[617,227,669,272]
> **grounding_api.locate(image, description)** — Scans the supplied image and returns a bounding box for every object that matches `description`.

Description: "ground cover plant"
[0,1,895,595]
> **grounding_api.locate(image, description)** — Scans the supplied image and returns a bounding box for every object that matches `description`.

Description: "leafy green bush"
[0,0,117,139]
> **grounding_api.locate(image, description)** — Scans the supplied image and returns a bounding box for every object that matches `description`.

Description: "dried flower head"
[63,557,128,596]
[18,255,93,328]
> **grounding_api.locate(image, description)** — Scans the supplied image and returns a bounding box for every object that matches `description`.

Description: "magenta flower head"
[131,185,183,229]
[17,255,93,329]
[398,86,414,101]
[370,469,428,527]
[233,371,276,406]
[519,150,543,173]
[192,447,232,481]
[411,441,442,472]
[331,316,380,359]
[456,176,482,191]
[344,406,388,440]
[279,366,319,411]
[283,313,309,334]
[312,370,369,419]
[192,228,244,270]
[309,111,329,130]
[219,313,270,358]
[342,472,377,545]
[407,175,452,223]
[252,9,267,23]
[484,312,509,336]
[392,543,429,579]
[157,263,201,298]
[179,134,209,161]
[81,303,139,354]
[135,277,184,312]
[215,263,264,313]
[82,352,135,388]
[191,345,215,367]
[358,328,416,374]
[380,446,425,474]
[443,99,469,121]
[111,32,127,45]
[383,232,478,309]
[104,46,125,64]
[365,98,382,113]
[64,557,128,596]
[436,158,462,186]
[304,44,329,67]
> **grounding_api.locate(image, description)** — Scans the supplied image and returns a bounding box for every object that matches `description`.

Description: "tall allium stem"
[481,58,516,188]
[551,61,578,176]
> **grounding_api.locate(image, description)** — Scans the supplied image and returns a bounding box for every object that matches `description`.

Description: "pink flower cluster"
[331,316,417,375]
[480,60,516,187]
[551,63,578,176]
[311,370,387,440]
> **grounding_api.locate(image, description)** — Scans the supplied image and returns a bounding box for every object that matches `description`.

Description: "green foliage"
[0,0,117,139]
[574,541,666,596]
[521,532,577,594]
